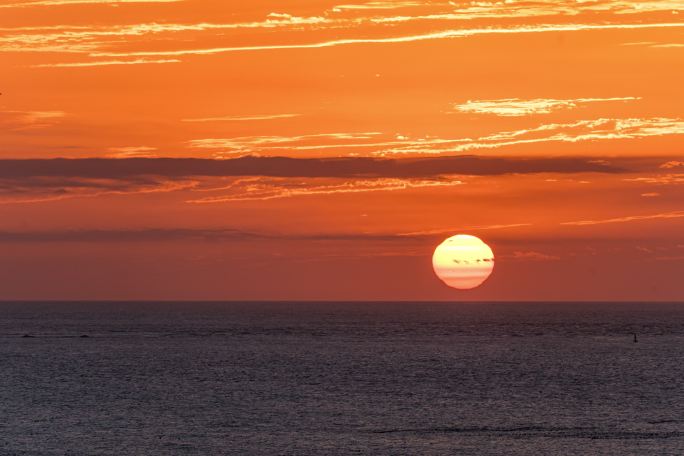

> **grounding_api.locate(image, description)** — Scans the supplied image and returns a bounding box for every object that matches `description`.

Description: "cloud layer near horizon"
[0,156,626,179]
[0,156,630,203]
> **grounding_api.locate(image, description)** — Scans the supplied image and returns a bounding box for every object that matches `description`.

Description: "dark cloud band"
[0,155,625,179]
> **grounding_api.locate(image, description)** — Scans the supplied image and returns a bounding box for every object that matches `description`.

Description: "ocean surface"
[0,302,682,455]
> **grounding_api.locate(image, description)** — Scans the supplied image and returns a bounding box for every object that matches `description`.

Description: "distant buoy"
[633,333,638,343]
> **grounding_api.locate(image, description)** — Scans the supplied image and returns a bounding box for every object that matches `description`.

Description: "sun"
[432,234,495,290]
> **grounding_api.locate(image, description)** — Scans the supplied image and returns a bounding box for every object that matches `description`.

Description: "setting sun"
[432,234,495,290]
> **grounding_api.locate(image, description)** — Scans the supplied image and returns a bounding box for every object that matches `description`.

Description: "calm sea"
[1,302,682,455]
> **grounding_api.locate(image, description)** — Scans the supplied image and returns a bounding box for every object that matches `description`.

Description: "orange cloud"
[377,118,684,156]
[89,23,684,60]
[183,118,684,157]
[5,0,681,69]
[106,146,158,158]
[187,177,464,203]
[561,211,684,226]
[0,110,66,130]
[0,0,181,8]
[182,114,301,123]
[504,251,561,261]
[451,97,640,117]
[33,59,180,68]
[661,161,684,169]
[0,177,196,205]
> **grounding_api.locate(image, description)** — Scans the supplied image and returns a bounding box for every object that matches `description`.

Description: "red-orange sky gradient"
[1,0,683,300]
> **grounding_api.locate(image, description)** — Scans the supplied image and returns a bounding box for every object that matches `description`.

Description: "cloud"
[89,22,684,59]
[0,176,197,204]
[331,2,423,12]
[106,146,158,158]
[0,228,260,242]
[182,114,301,123]
[451,97,640,117]
[0,155,624,203]
[661,160,684,169]
[561,211,684,226]
[33,59,181,68]
[0,16,334,54]
[0,110,66,130]
[0,227,413,243]
[187,177,463,203]
[186,118,684,157]
[398,223,532,237]
[0,223,524,243]
[4,0,682,67]
[0,156,626,180]
[503,251,561,261]
[0,0,180,8]
[376,118,684,156]
[652,255,684,261]
[623,41,684,48]
[0,229,678,247]
[5,22,681,63]
[187,132,384,156]
[4,2,680,53]
[624,174,684,185]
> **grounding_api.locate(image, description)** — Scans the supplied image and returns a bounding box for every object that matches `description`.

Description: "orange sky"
[0,0,683,300]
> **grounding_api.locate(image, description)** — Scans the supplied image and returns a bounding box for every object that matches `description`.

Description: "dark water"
[0,302,683,455]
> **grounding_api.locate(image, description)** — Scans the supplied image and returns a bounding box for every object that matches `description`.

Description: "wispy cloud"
[0,16,333,54]
[5,0,679,52]
[106,146,158,158]
[624,41,684,48]
[182,114,301,123]
[89,22,684,59]
[331,1,423,12]
[192,118,684,157]
[661,160,684,169]
[0,227,263,243]
[0,177,196,205]
[452,97,640,117]
[3,0,682,68]
[561,211,684,226]
[188,132,383,156]
[33,59,181,68]
[503,251,561,261]
[0,225,475,243]
[0,110,66,130]
[0,0,181,8]
[377,118,684,156]
[624,174,684,185]
[187,177,463,203]
[398,223,532,237]
[6,20,679,59]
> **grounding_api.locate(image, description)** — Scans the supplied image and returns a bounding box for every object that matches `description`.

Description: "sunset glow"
[1,0,683,300]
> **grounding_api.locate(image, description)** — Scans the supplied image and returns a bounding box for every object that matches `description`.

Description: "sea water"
[1,302,682,455]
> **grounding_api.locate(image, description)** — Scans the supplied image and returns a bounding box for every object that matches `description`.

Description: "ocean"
[0,302,682,455]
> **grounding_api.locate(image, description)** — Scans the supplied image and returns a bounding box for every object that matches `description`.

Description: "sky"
[0,0,683,301]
